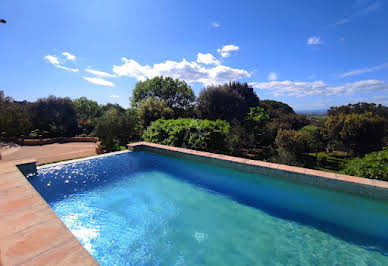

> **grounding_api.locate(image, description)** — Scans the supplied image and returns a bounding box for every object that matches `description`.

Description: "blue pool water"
[29,151,388,265]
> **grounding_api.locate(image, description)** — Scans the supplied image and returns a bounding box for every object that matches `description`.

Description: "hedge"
[143,118,230,153]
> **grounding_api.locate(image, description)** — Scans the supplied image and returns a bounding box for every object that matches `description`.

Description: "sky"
[1,0,387,111]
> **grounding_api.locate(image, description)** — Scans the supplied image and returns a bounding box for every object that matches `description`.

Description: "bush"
[341,147,388,181]
[143,118,230,153]
[94,108,139,151]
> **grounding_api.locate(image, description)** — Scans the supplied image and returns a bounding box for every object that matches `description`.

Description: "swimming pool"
[29,150,388,265]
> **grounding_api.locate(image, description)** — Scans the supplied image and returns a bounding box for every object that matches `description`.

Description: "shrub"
[94,108,139,151]
[342,147,388,181]
[143,118,230,153]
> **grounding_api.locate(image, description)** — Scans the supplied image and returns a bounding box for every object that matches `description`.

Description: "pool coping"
[128,142,388,201]
[0,159,99,265]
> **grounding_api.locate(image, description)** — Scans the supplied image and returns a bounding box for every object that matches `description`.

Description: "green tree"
[325,112,385,156]
[29,96,78,137]
[328,102,388,119]
[342,147,388,181]
[245,106,270,146]
[73,97,102,134]
[94,108,139,151]
[137,98,174,128]
[196,82,259,121]
[275,129,308,154]
[274,129,309,166]
[131,76,195,116]
[300,125,326,159]
[0,91,31,137]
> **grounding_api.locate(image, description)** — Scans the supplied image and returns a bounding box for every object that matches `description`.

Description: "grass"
[305,151,348,173]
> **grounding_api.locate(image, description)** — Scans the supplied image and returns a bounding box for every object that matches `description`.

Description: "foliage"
[259,100,295,117]
[246,106,270,124]
[0,91,32,137]
[143,118,230,153]
[325,112,385,156]
[73,97,102,134]
[328,102,388,120]
[275,129,308,154]
[28,96,78,137]
[300,125,327,157]
[196,82,259,121]
[137,98,174,128]
[245,107,270,146]
[94,108,139,151]
[131,76,195,116]
[342,147,388,181]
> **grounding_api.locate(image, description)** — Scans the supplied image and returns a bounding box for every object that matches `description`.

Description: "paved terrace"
[1,142,97,165]
[0,159,97,265]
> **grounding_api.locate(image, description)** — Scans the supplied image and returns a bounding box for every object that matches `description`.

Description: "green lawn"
[305,151,348,173]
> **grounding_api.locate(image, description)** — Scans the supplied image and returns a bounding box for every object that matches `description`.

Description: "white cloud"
[211,22,220,28]
[338,63,388,78]
[249,79,388,97]
[307,36,323,45]
[85,68,116,78]
[62,52,76,61]
[56,65,79,72]
[217,44,239,58]
[110,94,120,98]
[113,57,249,86]
[196,53,220,65]
[44,54,79,72]
[268,72,278,81]
[83,76,115,87]
[44,55,60,65]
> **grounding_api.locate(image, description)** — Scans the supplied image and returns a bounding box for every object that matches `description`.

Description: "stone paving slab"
[0,161,97,265]
[1,142,97,165]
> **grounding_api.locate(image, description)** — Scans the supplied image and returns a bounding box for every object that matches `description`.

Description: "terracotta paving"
[0,160,97,265]
[128,142,388,200]
[1,142,97,165]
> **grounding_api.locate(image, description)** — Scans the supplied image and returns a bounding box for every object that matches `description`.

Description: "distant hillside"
[295,109,327,115]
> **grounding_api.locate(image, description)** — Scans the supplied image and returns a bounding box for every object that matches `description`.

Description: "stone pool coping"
[0,159,98,265]
[128,142,388,201]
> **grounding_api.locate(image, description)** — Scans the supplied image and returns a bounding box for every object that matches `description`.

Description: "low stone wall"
[128,142,388,201]
[6,137,99,146]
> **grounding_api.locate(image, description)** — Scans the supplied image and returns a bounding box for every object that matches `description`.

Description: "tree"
[94,108,139,151]
[257,100,309,146]
[131,76,195,116]
[137,98,174,128]
[0,91,31,137]
[245,106,270,145]
[300,125,326,159]
[342,147,388,181]
[73,97,102,134]
[259,100,295,117]
[275,129,308,154]
[325,112,385,156]
[29,96,78,137]
[274,129,309,166]
[196,82,259,121]
[328,102,388,119]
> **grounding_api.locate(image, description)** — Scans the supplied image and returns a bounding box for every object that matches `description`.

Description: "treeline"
[1,77,387,180]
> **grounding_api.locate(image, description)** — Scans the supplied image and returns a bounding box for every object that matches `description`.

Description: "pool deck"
[0,159,98,265]
[1,142,98,166]
[128,142,388,200]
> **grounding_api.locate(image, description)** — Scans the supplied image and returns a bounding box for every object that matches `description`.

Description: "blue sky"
[1,0,387,110]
